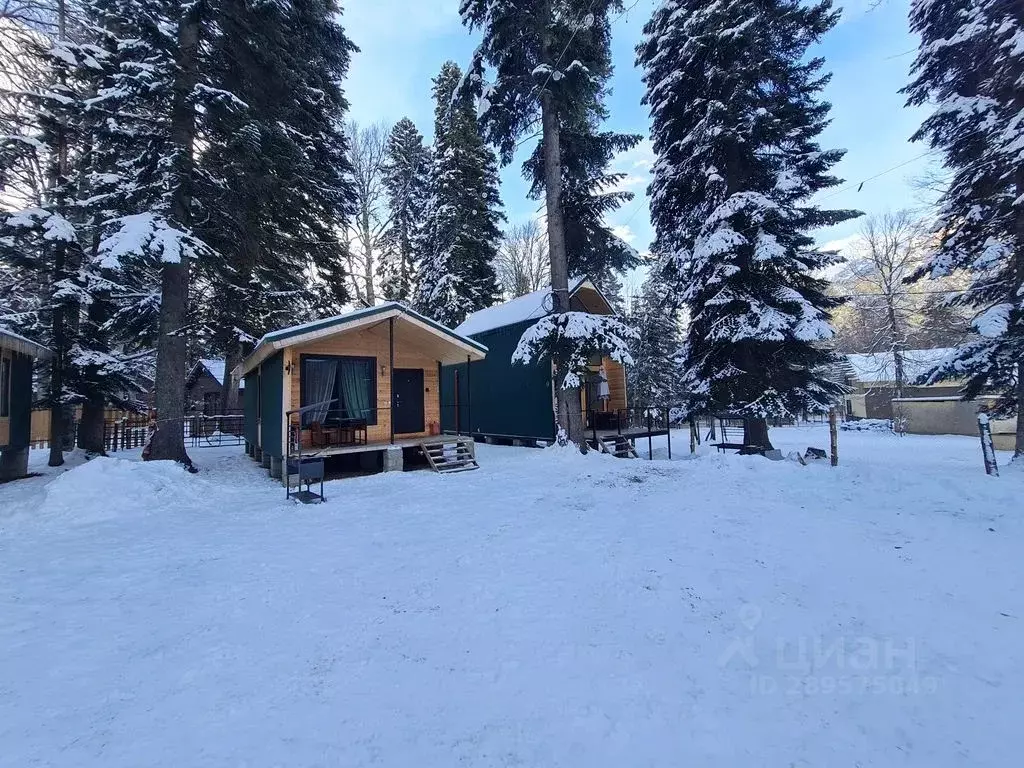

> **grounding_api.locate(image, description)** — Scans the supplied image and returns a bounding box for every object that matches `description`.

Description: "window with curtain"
[301,355,377,426]
[0,354,10,418]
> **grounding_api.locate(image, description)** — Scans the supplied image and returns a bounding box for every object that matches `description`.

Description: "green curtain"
[338,358,373,422]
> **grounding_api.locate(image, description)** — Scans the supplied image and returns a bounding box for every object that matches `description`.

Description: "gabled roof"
[189,359,245,389]
[0,328,51,360]
[236,302,488,376]
[456,276,612,336]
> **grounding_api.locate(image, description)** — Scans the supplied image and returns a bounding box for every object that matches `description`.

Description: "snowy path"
[0,427,1021,766]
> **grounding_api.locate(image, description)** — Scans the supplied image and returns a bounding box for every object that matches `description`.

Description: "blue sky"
[343,0,931,283]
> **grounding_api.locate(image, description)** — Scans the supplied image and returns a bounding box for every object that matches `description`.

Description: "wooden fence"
[30,408,244,452]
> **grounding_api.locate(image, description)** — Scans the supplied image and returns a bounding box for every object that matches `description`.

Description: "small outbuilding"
[0,329,50,481]
[440,277,630,445]
[234,303,487,480]
[186,358,244,414]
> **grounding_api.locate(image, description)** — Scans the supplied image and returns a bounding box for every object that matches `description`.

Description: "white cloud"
[612,224,637,244]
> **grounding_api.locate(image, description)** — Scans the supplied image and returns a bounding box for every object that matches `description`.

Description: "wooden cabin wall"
[602,357,628,412]
[286,325,441,444]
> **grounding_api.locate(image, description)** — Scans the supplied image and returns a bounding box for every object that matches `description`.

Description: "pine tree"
[461,0,632,449]
[627,274,681,414]
[416,61,503,328]
[637,0,857,449]
[197,0,356,411]
[0,0,137,463]
[380,117,430,303]
[519,12,643,305]
[904,0,1024,457]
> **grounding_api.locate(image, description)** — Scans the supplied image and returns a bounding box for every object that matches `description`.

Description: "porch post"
[466,354,472,439]
[389,317,395,445]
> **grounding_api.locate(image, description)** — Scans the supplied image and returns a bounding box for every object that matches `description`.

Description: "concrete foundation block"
[270,456,283,479]
[261,452,272,470]
[383,446,404,472]
[0,446,29,482]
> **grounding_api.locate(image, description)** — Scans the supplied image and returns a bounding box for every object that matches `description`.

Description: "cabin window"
[300,355,377,427]
[0,353,10,417]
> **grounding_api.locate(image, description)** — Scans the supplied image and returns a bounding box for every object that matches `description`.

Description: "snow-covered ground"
[1,426,1020,766]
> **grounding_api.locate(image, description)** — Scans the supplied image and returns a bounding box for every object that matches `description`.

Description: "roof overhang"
[0,329,51,360]
[235,304,488,377]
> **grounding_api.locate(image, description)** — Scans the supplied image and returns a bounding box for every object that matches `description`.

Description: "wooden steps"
[421,437,480,474]
[596,434,638,459]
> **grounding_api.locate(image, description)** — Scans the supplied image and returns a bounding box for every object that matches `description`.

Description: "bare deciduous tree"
[345,120,390,307]
[495,219,548,298]
[846,211,928,396]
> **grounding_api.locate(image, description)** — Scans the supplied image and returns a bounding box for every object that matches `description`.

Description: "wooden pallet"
[596,434,638,459]
[421,437,480,474]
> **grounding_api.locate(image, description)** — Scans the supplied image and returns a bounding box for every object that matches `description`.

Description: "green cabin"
[0,329,50,481]
[441,278,628,443]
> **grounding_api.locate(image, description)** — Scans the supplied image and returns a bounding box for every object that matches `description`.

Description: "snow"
[846,348,957,384]
[1,427,1022,766]
[456,276,589,336]
[197,358,243,389]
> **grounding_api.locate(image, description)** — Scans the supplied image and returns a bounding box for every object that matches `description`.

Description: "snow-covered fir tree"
[416,61,503,328]
[461,0,633,449]
[196,0,356,411]
[380,117,430,303]
[637,0,856,449]
[626,274,682,415]
[904,0,1024,457]
[0,0,145,463]
[520,6,643,308]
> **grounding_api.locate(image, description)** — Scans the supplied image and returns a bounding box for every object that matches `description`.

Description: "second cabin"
[440,277,631,445]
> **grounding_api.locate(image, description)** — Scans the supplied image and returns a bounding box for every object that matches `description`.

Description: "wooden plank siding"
[285,321,442,448]
[602,356,628,412]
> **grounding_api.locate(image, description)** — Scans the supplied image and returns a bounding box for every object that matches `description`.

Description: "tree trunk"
[219,341,242,415]
[77,288,111,456]
[46,0,71,467]
[47,239,67,467]
[147,7,199,467]
[540,89,585,451]
[1014,80,1024,458]
[78,396,106,455]
[743,417,772,450]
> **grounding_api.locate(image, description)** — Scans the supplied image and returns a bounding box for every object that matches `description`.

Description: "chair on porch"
[309,421,340,448]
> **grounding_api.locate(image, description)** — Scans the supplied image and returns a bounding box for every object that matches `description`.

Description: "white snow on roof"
[200,359,244,389]
[456,277,589,336]
[846,348,956,384]
[0,328,50,358]
[257,302,405,346]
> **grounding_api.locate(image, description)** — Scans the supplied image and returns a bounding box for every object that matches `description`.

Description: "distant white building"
[843,348,1016,449]
[843,348,960,420]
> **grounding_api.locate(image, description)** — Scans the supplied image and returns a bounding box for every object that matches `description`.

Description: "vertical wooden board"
[259,352,284,458]
[602,356,628,412]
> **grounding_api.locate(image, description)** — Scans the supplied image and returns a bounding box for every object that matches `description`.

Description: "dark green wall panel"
[259,352,283,458]
[6,352,33,448]
[441,320,555,441]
